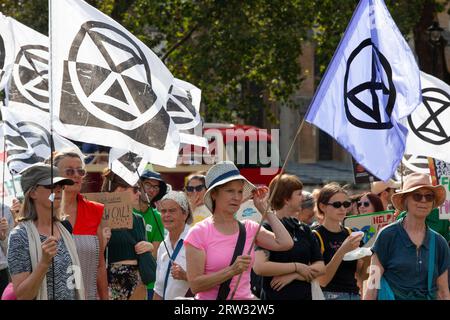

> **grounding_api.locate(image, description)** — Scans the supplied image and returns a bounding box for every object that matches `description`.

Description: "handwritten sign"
[344,211,395,247]
[83,192,134,229]
[429,158,450,220]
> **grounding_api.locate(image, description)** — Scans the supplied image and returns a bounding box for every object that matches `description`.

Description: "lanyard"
[163,239,184,300]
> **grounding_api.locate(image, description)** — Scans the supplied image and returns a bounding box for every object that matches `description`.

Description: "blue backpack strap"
[427,230,436,300]
[163,239,184,300]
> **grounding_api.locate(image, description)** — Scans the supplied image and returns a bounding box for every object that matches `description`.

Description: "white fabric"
[154,224,190,300]
[108,148,149,186]
[166,78,207,147]
[403,71,450,163]
[51,0,180,168]
[304,0,421,181]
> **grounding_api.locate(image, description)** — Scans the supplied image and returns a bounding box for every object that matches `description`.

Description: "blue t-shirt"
[372,218,450,300]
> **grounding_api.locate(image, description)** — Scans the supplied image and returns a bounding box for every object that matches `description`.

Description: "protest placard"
[83,192,134,229]
[429,158,450,220]
[343,210,395,247]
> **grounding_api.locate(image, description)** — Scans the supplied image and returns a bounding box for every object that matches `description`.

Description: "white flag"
[51,0,180,168]
[0,13,15,91]
[401,153,430,175]
[108,148,149,186]
[305,0,421,181]
[1,17,83,173]
[1,105,82,174]
[167,78,207,147]
[403,71,450,163]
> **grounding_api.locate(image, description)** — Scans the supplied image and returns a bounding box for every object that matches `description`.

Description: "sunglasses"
[40,184,64,190]
[357,201,371,208]
[63,168,86,177]
[411,193,435,202]
[326,201,352,209]
[186,185,206,192]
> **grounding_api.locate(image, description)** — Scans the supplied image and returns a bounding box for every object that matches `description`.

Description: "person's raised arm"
[12,236,58,300]
[317,233,362,287]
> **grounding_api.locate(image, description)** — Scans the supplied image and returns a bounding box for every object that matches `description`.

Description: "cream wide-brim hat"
[203,161,256,212]
[391,173,446,212]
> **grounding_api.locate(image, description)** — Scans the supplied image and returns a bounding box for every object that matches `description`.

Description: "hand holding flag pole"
[229,119,307,300]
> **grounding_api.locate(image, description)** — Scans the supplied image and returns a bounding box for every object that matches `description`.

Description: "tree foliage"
[1,0,447,125]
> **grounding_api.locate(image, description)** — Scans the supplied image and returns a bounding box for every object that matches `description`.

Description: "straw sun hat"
[203,161,256,212]
[371,179,400,195]
[391,172,446,212]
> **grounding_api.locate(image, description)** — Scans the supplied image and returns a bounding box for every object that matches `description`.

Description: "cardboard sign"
[429,158,450,220]
[82,192,134,229]
[343,210,395,247]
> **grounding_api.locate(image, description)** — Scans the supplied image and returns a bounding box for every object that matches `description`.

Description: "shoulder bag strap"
[163,239,184,300]
[216,221,246,300]
[427,230,436,300]
[312,230,325,255]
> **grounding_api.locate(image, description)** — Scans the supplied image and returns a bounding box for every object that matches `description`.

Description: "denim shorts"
[323,291,361,300]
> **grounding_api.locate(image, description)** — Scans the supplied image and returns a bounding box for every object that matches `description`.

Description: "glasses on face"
[143,183,160,191]
[40,184,63,190]
[63,168,86,177]
[131,186,140,194]
[411,193,435,202]
[326,201,352,209]
[357,201,371,208]
[185,185,206,193]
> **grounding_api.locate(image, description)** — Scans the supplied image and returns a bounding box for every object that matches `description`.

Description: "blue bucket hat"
[140,169,167,203]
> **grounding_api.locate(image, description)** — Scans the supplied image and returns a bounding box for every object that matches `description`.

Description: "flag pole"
[1,134,6,218]
[230,117,307,299]
[132,158,172,260]
[48,0,56,300]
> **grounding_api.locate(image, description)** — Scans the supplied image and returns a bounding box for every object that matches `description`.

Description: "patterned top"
[7,224,76,300]
[71,194,104,300]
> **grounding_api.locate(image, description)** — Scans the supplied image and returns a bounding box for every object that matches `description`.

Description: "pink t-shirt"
[184,217,260,300]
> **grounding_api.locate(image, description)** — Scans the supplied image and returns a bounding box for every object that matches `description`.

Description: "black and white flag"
[0,13,14,91]
[108,148,149,186]
[4,16,49,112]
[51,0,180,168]
[1,105,81,174]
[167,78,207,147]
[403,71,450,163]
[1,17,82,173]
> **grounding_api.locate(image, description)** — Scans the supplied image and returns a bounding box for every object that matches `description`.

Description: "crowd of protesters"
[0,149,448,301]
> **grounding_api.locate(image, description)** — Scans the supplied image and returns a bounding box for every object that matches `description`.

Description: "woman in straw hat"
[184,161,293,300]
[365,173,449,300]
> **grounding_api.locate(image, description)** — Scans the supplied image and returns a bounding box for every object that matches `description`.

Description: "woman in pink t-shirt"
[184,161,293,300]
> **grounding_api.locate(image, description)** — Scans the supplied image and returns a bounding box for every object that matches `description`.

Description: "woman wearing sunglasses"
[184,173,211,226]
[7,163,84,299]
[357,193,384,215]
[312,183,366,300]
[50,150,108,300]
[365,173,449,300]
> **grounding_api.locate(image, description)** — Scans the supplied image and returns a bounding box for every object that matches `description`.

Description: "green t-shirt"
[396,208,450,242]
[133,206,165,290]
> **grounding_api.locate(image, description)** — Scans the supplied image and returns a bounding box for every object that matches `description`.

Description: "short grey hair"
[161,191,193,224]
